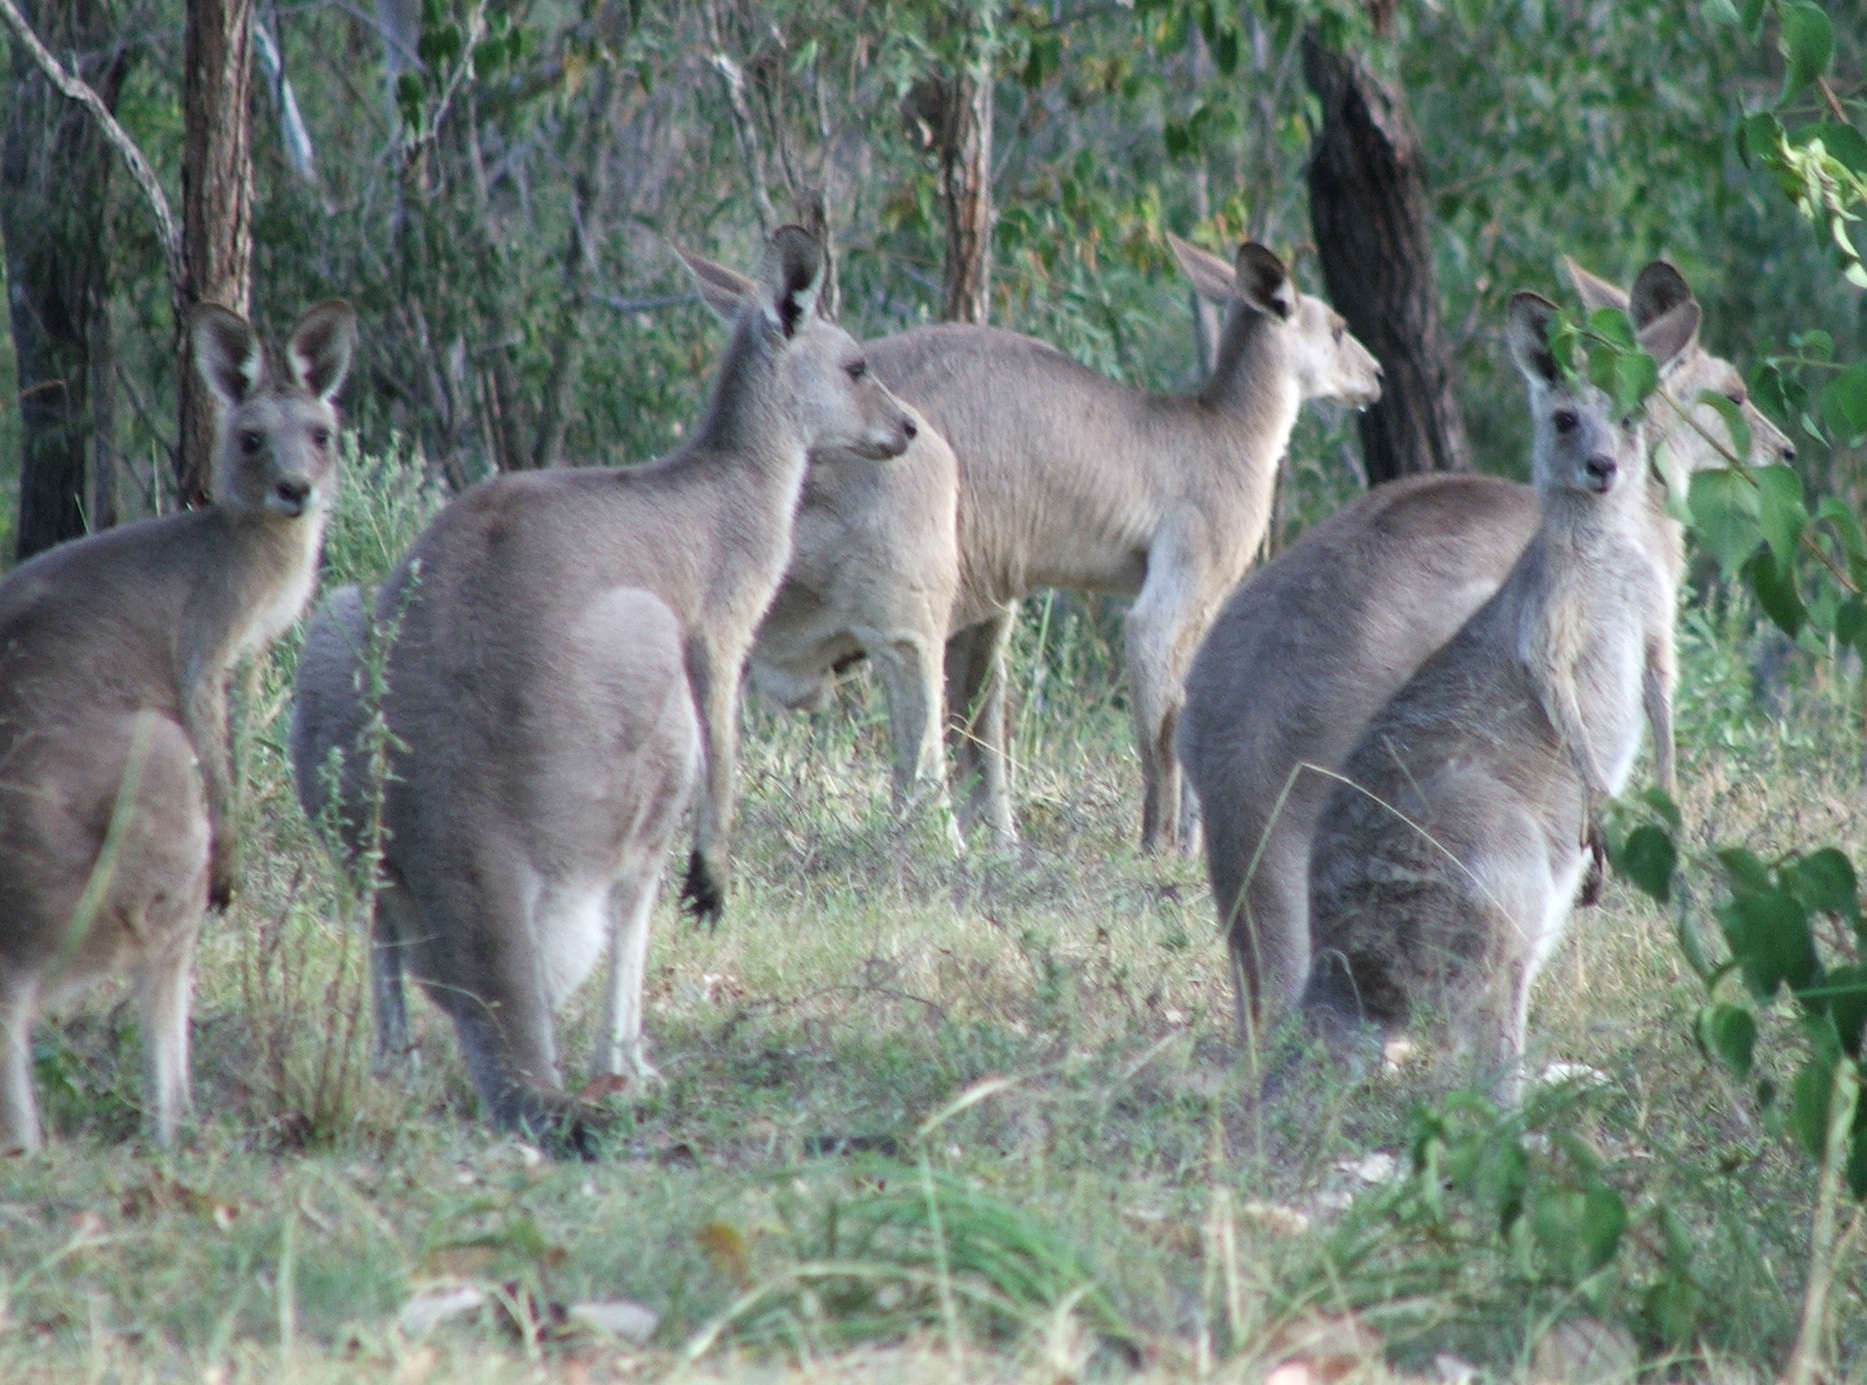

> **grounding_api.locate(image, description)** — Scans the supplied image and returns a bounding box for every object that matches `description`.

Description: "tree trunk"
[1302,32,1469,482]
[176,0,255,507]
[937,56,992,326]
[3,0,130,560]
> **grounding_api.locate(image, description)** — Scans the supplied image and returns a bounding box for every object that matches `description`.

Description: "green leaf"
[1453,0,1488,30]
[1613,824,1676,903]
[1819,362,1867,447]
[1697,1003,1758,1077]
[1211,25,1239,75]
[1779,2,1835,98]
[1587,307,1637,350]
[1739,0,1769,37]
[1793,328,1835,361]
[1803,122,1867,176]
[1688,468,1763,575]
[1579,1183,1625,1273]
[1639,786,1682,832]
[1788,849,1860,921]
[1737,111,1781,167]
[1745,548,1806,638]
[1754,464,1808,561]
[1790,1057,1835,1162]
[1718,885,1819,999]
[1718,847,1772,893]
[1643,1273,1701,1346]
[1702,0,1742,23]
[1837,598,1867,654]
[1823,966,1867,1059]
[1695,392,1752,470]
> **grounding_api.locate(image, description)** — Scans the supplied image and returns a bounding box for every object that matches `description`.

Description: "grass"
[2,455,1865,1382]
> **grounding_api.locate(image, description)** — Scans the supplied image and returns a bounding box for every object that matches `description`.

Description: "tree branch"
[0,0,183,301]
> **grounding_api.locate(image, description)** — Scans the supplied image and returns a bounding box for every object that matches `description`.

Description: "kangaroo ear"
[1505,291,1563,387]
[1563,256,1630,314]
[285,300,357,401]
[192,303,265,406]
[759,224,825,340]
[1629,262,1699,374]
[676,245,760,321]
[1635,297,1702,376]
[1234,243,1295,321]
[1168,232,1240,305]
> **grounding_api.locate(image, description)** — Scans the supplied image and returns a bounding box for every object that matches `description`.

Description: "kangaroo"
[1178,261,1795,1041]
[1297,290,1699,1101]
[288,226,915,1146]
[750,234,1380,853]
[0,300,355,1151]
[747,409,963,843]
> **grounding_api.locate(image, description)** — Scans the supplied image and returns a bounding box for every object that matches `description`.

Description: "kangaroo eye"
[310,427,332,450]
[1725,388,1746,406]
[240,431,265,455]
[845,360,868,382]
[1552,409,1579,435]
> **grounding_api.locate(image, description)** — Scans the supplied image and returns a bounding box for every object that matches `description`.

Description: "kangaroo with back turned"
[1,301,355,1150]
[290,227,914,1148]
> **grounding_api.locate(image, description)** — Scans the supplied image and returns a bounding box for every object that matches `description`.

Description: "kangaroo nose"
[1780,440,1797,463]
[1585,456,1617,490]
[901,415,918,441]
[275,477,311,509]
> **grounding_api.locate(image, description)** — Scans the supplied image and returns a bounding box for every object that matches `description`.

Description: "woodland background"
[2,0,1864,559]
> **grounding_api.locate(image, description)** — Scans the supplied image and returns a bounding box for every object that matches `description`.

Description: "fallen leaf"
[1239,1200,1313,1236]
[1530,1316,1637,1384]
[696,1222,752,1290]
[398,1284,486,1336]
[567,1299,659,1344]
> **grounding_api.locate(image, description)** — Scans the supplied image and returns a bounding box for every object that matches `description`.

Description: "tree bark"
[3,0,131,559]
[937,56,992,326]
[1302,32,1469,481]
[176,0,256,507]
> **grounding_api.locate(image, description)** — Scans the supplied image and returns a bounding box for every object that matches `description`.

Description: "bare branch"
[0,0,183,300]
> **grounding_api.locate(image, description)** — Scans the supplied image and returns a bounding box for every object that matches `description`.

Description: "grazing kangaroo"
[751,234,1380,852]
[1297,290,1699,1100]
[289,227,914,1146]
[1179,261,1795,1040]
[0,300,356,1151]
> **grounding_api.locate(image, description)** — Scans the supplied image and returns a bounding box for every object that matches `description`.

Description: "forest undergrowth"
[0,448,1862,1384]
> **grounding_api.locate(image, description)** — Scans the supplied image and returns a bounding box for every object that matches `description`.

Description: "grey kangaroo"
[2,300,355,1150]
[1178,261,1794,1041]
[289,227,914,1147]
[752,235,1379,854]
[1300,289,1698,1100]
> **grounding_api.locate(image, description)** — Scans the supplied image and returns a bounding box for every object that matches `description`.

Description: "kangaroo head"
[679,226,916,462]
[193,300,356,521]
[1566,256,1795,481]
[1507,291,1646,501]
[1170,233,1382,409]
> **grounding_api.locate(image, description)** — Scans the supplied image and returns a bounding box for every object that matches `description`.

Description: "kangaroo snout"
[271,476,314,515]
[1583,455,1617,491]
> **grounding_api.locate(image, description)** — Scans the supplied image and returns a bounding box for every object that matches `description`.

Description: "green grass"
[2,454,1864,1382]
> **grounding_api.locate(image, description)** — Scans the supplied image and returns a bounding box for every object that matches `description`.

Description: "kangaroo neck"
[685,315,805,466]
[1197,310,1295,436]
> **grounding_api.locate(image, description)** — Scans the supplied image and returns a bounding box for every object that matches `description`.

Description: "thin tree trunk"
[3,0,131,559]
[532,67,627,469]
[1302,32,1468,482]
[938,56,992,325]
[176,0,256,506]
